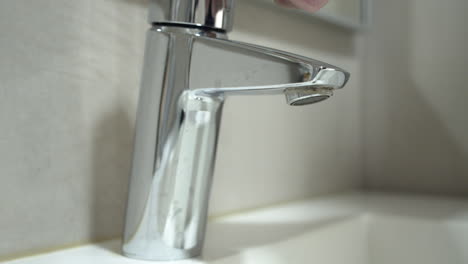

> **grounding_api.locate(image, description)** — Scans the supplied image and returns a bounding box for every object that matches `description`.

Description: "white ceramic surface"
[3,192,467,264]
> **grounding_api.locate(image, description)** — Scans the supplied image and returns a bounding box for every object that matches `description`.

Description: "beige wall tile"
[362,0,468,195]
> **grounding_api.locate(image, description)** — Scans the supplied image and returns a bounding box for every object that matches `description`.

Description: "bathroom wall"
[0,0,363,259]
[0,0,145,259]
[362,0,468,195]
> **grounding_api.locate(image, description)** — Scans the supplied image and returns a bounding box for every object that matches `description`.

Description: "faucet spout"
[123,23,349,261]
[185,27,349,104]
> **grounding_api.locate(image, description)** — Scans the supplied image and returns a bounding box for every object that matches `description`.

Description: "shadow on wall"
[89,0,147,243]
[84,0,152,244]
[91,102,133,242]
[363,0,468,196]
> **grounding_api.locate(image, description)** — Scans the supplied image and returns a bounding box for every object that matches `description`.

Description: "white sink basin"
[3,192,468,264]
[368,215,468,264]
[206,215,468,264]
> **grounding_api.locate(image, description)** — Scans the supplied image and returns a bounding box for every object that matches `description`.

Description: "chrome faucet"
[123,0,349,260]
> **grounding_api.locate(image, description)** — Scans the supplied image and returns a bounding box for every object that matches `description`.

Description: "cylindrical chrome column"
[123,2,233,259]
[122,27,225,260]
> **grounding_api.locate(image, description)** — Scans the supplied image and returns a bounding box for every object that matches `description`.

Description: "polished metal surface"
[123,7,349,261]
[285,87,334,106]
[149,0,235,32]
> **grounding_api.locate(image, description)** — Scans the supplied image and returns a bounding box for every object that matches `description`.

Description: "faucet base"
[123,245,201,261]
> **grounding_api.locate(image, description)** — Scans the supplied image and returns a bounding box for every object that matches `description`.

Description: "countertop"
[3,192,468,264]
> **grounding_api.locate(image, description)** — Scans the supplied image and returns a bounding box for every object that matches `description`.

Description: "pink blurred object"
[275,0,329,12]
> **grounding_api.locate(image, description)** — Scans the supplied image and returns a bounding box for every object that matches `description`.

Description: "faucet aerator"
[285,87,334,106]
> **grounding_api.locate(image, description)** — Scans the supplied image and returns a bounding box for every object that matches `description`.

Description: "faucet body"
[123,0,349,261]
